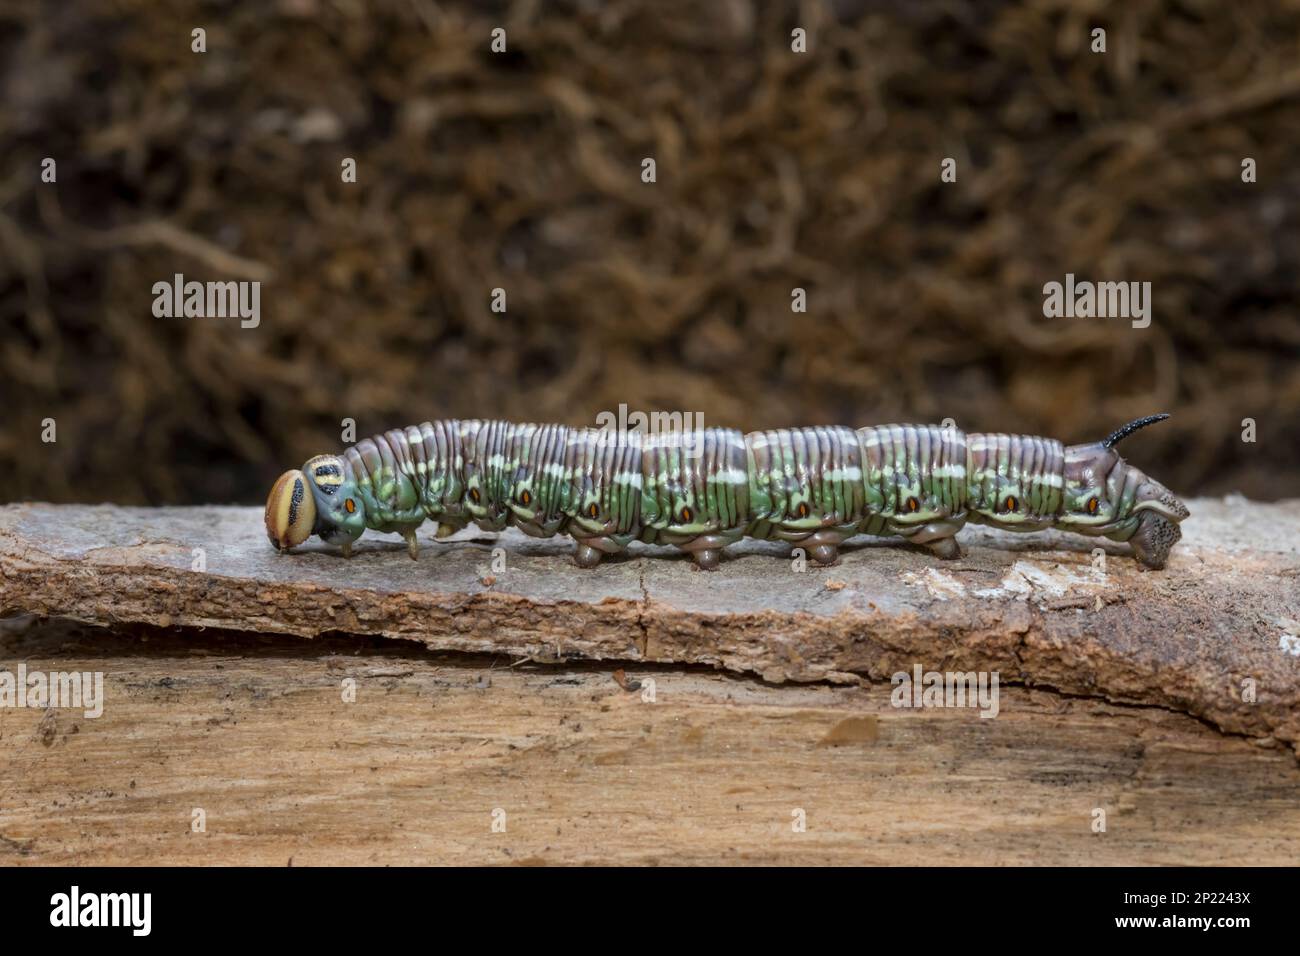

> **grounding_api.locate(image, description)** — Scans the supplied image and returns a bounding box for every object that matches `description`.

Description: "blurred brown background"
[1,0,1296,506]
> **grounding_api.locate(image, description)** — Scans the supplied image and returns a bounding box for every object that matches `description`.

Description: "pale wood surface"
[1,619,1297,866]
[2,500,1299,865]
[2,499,1299,752]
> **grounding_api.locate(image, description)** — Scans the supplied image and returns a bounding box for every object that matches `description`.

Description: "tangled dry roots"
[1,0,1297,505]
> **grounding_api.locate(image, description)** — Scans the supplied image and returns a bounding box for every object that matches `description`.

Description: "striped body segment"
[964,432,1066,529]
[266,415,1189,570]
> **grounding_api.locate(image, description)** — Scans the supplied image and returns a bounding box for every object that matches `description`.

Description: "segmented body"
[339,420,1076,566]
[268,414,1188,568]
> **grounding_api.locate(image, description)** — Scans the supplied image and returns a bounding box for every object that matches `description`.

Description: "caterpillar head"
[1056,414,1189,568]
[264,454,367,551]
[265,469,315,551]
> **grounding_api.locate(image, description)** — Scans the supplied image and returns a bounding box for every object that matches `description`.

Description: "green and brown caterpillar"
[265,415,1189,570]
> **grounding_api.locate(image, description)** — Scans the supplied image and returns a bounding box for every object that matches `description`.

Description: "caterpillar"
[265,415,1189,570]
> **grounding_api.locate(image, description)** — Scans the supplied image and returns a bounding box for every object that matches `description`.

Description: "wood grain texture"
[1,619,1298,866]
[2,499,1298,755]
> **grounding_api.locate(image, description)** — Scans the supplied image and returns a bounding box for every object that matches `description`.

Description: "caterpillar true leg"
[264,415,1188,570]
[401,528,420,560]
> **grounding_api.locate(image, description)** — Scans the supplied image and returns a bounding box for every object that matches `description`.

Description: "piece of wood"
[1,618,1298,865]
[2,499,1299,757]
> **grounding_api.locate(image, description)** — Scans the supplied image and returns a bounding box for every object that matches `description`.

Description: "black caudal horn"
[1101,413,1170,449]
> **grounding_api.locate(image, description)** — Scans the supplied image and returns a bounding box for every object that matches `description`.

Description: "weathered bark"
[2,500,1298,755]
[1,618,1298,865]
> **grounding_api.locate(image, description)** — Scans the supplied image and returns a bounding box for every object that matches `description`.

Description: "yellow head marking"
[304,455,345,491]
[265,470,316,551]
